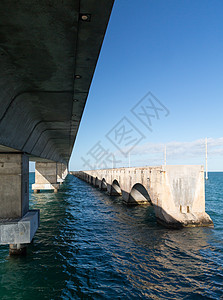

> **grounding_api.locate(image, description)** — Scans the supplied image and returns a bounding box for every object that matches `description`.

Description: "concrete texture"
[0,153,29,219]
[0,0,114,164]
[57,163,68,184]
[57,163,63,184]
[74,166,214,228]
[62,164,68,180]
[0,210,40,245]
[32,162,60,192]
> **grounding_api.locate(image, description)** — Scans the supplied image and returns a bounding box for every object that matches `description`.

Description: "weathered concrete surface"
[32,162,60,192]
[74,166,214,228]
[0,210,39,245]
[0,0,114,164]
[0,153,29,219]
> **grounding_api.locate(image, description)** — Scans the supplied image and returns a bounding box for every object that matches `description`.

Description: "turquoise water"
[0,172,222,299]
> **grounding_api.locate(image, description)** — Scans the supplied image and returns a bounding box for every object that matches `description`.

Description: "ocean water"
[0,172,222,299]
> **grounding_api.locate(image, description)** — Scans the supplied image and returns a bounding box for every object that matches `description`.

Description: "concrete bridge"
[74,165,213,228]
[0,0,114,254]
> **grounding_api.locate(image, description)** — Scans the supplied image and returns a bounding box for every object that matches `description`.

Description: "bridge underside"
[0,0,114,164]
[0,0,114,254]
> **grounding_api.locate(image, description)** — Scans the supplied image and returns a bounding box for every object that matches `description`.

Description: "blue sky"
[69,0,223,171]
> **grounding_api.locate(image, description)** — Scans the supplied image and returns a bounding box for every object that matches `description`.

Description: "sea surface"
[0,172,222,299]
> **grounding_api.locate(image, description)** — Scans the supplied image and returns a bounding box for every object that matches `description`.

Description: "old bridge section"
[74,166,213,228]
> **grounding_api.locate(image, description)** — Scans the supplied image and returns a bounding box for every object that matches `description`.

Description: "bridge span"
[0,0,114,254]
[74,165,213,228]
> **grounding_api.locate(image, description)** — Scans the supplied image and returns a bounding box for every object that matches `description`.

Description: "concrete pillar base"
[32,183,60,192]
[156,211,214,228]
[0,210,40,245]
[9,244,27,256]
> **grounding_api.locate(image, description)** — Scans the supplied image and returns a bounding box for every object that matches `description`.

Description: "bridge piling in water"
[32,162,67,193]
[0,155,68,255]
[73,165,214,228]
[0,153,39,254]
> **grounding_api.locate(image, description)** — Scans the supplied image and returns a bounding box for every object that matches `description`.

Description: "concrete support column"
[0,153,39,254]
[62,164,68,180]
[57,163,68,185]
[57,163,63,185]
[32,162,60,193]
[0,153,29,219]
[150,165,214,228]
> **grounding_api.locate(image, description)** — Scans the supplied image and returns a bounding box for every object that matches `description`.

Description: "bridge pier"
[32,162,60,193]
[107,182,122,196]
[100,179,107,191]
[57,163,63,185]
[151,166,213,228]
[62,164,68,181]
[57,163,68,185]
[0,153,39,255]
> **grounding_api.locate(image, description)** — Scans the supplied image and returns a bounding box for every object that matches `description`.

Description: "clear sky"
[69,0,223,171]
